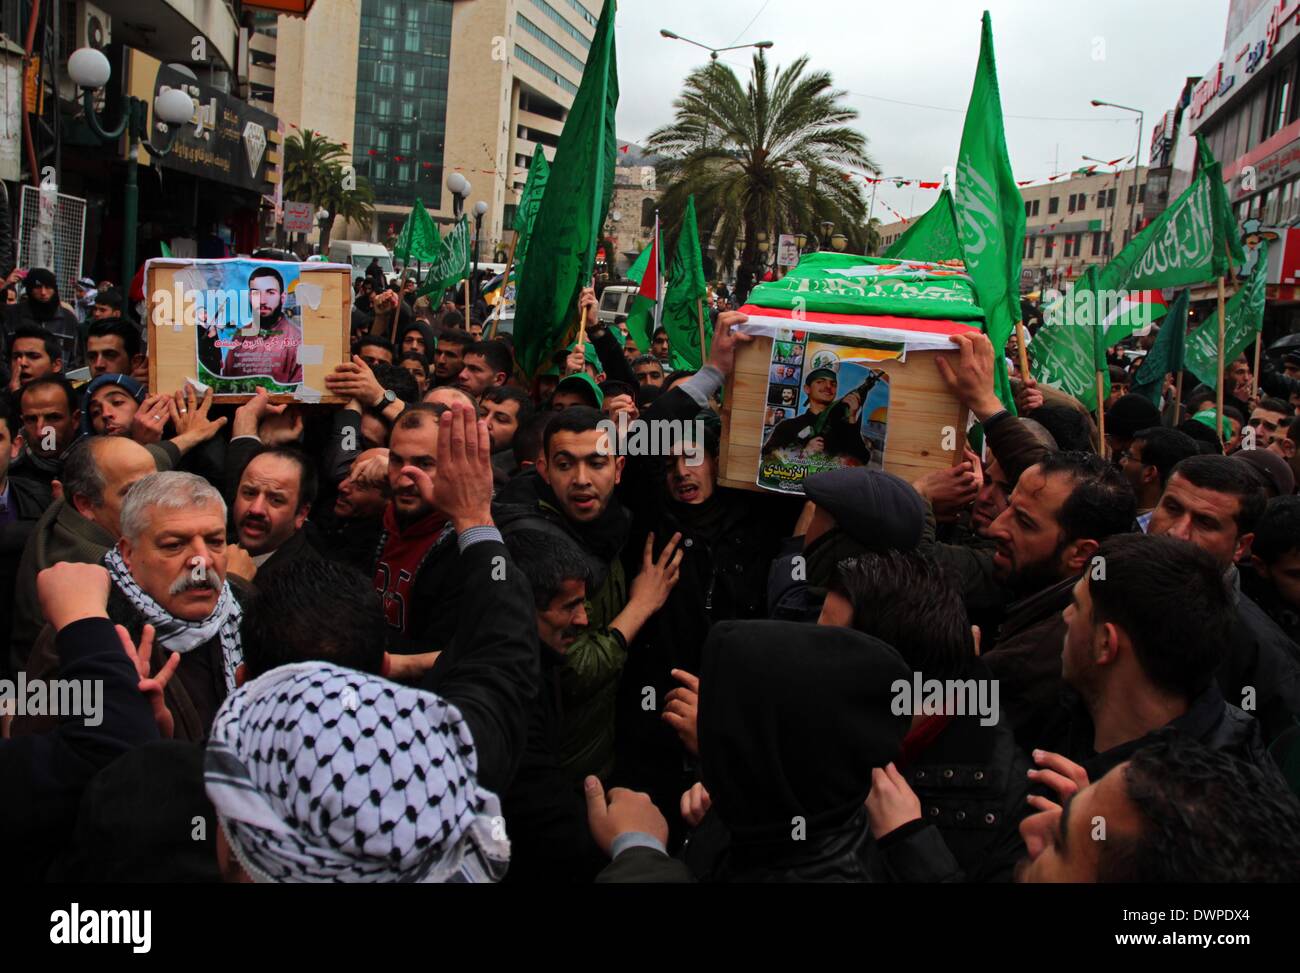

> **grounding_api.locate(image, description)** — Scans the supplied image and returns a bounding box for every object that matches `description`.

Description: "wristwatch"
[374,389,397,409]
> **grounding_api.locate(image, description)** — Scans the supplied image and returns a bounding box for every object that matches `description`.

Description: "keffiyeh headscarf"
[104,546,243,693]
[203,662,510,883]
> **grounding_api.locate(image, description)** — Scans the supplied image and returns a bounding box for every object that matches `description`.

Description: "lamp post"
[1090,100,1144,247]
[315,206,330,255]
[446,171,470,218]
[472,199,488,281]
[831,232,847,252]
[819,220,834,251]
[67,46,195,284]
[658,29,773,60]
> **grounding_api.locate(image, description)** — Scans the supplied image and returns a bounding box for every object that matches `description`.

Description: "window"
[531,0,591,50]
[400,132,412,151]
[378,63,395,84]
[376,130,389,149]
[1138,182,1146,203]
[1263,61,1296,141]
[374,162,388,180]
[517,14,587,77]
[405,32,420,52]
[1024,200,1032,217]
[564,0,599,28]
[403,68,417,88]
[380,35,395,54]
[378,97,393,118]
[515,45,580,96]
[1024,236,1036,259]
[1048,197,1059,214]
[1127,184,1136,205]
[1068,193,1077,213]
[1265,187,1279,224]
[1091,231,1102,256]
[1045,235,1056,257]
[640,197,655,227]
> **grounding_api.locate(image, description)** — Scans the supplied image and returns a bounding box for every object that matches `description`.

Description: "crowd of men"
[0,263,1299,884]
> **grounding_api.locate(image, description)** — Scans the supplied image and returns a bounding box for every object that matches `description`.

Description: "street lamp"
[67,46,195,285]
[315,205,331,254]
[659,29,773,60]
[819,221,834,250]
[446,171,470,218]
[831,233,847,252]
[795,232,807,250]
[1091,99,1144,247]
[472,199,488,281]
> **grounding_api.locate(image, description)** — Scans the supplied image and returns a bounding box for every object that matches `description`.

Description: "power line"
[728,0,772,48]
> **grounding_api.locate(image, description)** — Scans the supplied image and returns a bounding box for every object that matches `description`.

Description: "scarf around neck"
[104,546,243,693]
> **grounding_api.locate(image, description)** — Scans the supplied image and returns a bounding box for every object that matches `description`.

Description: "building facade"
[346,0,599,255]
[875,165,1148,293]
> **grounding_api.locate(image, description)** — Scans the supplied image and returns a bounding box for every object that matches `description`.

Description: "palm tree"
[647,53,876,302]
[282,128,374,250]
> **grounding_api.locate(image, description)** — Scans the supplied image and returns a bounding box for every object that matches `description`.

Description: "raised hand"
[401,401,493,533]
[116,623,181,739]
[706,311,754,375]
[37,562,112,631]
[1025,749,1091,815]
[232,386,287,439]
[129,393,172,444]
[662,668,699,757]
[936,332,1003,421]
[628,532,684,615]
[169,385,228,450]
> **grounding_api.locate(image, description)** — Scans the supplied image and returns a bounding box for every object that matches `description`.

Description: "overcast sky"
[613,0,1231,225]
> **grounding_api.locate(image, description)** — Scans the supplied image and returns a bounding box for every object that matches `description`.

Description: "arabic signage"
[143,61,277,193]
[1191,0,1300,129]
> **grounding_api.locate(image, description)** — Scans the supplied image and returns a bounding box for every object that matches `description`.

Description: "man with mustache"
[231,447,320,577]
[371,403,466,656]
[19,471,246,741]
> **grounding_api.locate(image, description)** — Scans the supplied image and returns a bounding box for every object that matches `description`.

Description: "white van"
[328,241,394,282]
[598,284,640,332]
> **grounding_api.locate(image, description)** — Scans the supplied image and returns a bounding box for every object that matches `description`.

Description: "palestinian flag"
[737,251,983,351]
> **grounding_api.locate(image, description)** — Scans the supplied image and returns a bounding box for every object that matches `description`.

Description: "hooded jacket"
[695,620,912,882]
[2,268,82,366]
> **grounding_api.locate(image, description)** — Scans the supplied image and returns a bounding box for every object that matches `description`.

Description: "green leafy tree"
[282,127,375,250]
[647,54,875,301]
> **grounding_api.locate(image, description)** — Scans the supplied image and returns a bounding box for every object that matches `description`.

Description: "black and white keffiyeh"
[103,546,243,693]
[203,661,510,883]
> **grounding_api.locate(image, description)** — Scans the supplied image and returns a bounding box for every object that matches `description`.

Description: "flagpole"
[1173,369,1184,426]
[1252,332,1263,401]
[1014,320,1030,380]
[653,213,663,337]
[493,233,520,341]
[1216,274,1227,446]
[1096,371,1107,456]
[696,297,707,366]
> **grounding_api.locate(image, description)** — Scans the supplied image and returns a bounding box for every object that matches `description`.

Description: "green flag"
[1030,267,1108,411]
[417,216,471,299]
[1130,289,1189,405]
[955,11,1025,412]
[1094,163,1233,298]
[1197,134,1246,276]
[1183,240,1269,389]
[513,145,551,265]
[884,189,962,262]
[624,235,660,353]
[661,196,710,370]
[394,198,440,266]
[512,0,619,376]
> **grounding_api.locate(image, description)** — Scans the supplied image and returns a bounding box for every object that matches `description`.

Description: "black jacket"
[1051,684,1274,782]
[0,617,160,882]
[0,475,53,670]
[418,536,539,797]
[871,665,1032,883]
[981,575,1076,752]
[1217,572,1300,744]
[613,486,790,832]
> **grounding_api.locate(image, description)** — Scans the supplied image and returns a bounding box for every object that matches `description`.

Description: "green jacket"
[494,483,632,782]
